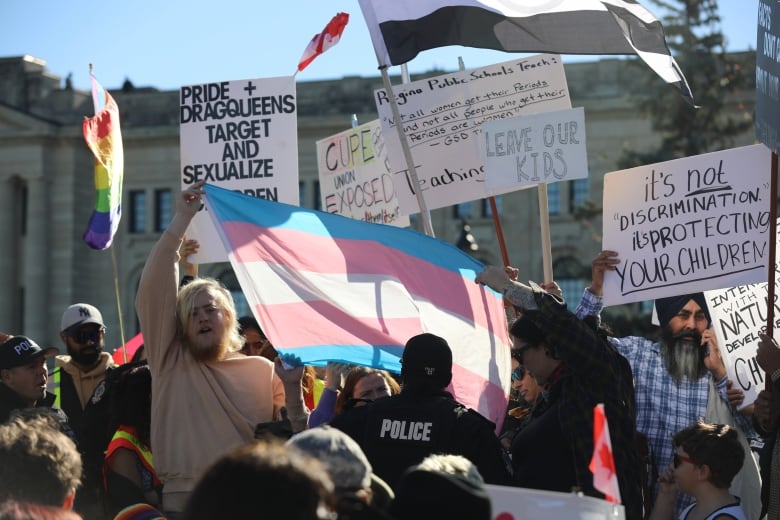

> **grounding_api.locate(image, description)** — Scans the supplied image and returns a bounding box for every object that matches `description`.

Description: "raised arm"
[308,362,351,428]
[135,181,206,371]
[574,250,620,320]
[178,237,200,287]
[476,265,619,378]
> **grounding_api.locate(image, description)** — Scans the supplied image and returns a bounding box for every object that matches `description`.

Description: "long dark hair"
[109,363,152,445]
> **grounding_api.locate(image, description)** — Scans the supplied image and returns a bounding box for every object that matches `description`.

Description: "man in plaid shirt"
[578,250,759,518]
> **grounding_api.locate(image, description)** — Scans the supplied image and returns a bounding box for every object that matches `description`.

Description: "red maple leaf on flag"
[297,12,350,72]
[597,443,616,478]
[589,403,621,504]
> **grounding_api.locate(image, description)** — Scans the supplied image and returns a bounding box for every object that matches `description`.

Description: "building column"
[0,177,18,331]
[23,175,50,342]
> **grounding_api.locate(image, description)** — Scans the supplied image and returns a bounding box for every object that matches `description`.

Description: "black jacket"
[0,382,59,424]
[331,389,512,488]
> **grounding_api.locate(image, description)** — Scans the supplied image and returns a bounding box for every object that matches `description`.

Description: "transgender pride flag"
[82,71,124,249]
[203,184,512,427]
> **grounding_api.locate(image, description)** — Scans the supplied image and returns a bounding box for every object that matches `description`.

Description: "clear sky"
[2,0,760,93]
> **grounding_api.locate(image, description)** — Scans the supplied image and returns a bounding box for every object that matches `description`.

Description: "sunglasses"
[69,327,105,345]
[672,452,695,468]
[511,366,526,382]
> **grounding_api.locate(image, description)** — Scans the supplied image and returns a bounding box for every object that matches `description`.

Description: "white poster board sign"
[703,218,780,408]
[180,76,299,263]
[602,144,772,306]
[374,54,571,214]
[316,119,409,227]
[482,107,587,193]
[486,485,625,520]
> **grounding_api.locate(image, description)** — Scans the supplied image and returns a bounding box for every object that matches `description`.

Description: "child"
[650,422,746,520]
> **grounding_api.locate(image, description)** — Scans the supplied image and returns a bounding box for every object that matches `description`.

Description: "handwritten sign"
[482,107,587,194]
[180,76,299,263]
[756,0,780,152]
[374,54,571,214]
[602,144,772,305]
[704,218,780,408]
[485,485,624,520]
[316,119,409,227]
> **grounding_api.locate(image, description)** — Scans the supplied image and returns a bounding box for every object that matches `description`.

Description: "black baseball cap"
[401,333,453,387]
[0,336,58,370]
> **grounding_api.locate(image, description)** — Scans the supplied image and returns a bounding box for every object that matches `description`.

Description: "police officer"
[331,333,511,488]
[0,335,59,422]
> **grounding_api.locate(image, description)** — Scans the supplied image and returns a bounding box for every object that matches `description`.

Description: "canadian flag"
[297,12,350,72]
[589,403,621,504]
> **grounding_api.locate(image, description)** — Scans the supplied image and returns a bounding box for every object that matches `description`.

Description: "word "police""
[379,419,432,441]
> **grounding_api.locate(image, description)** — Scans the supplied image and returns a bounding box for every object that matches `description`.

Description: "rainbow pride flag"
[82,72,123,249]
[203,183,512,428]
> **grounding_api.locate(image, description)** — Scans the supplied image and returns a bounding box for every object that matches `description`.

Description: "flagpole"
[379,66,435,237]
[538,184,554,283]
[110,247,128,364]
[458,56,510,266]
[89,64,127,363]
[767,152,778,391]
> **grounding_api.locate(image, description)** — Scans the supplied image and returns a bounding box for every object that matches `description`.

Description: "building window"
[155,189,172,232]
[570,179,589,212]
[314,181,321,211]
[483,196,502,218]
[19,182,28,236]
[129,190,146,233]
[546,183,560,216]
[454,201,476,219]
[553,256,589,303]
[299,181,306,207]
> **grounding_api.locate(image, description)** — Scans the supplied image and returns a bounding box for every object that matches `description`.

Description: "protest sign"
[482,107,587,194]
[703,218,780,407]
[180,76,299,263]
[316,119,409,227]
[756,0,780,153]
[374,54,571,215]
[485,484,625,520]
[602,144,772,306]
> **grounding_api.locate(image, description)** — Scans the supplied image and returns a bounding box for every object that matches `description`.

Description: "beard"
[185,336,227,363]
[659,327,707,384]
[67,344,102,366]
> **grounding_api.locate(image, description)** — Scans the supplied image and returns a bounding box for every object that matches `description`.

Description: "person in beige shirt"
[136,180,306,513]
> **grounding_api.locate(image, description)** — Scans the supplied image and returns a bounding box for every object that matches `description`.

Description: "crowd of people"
[1,182,777,520]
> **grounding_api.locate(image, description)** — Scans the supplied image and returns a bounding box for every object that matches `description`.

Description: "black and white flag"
[359,0,694,104]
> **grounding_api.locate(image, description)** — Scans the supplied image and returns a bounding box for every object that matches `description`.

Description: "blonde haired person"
[136,181,305,514]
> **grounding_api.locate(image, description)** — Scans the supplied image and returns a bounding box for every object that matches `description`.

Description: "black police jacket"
[331,389,511,488]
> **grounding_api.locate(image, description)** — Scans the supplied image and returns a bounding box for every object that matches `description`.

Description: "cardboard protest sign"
[756,0,780,153]
[703,218,780,408]
[374,54,571,215]
[316,119,409,227]
[482,107,587,194]
[485,484,625,520]
[602,144,772,306]
[180,76,299,263]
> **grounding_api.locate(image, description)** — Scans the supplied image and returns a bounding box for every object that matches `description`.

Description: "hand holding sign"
[757,332,780,376]
[588,250,620,297]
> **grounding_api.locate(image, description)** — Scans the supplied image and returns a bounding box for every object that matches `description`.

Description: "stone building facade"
[0,54,757,349]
